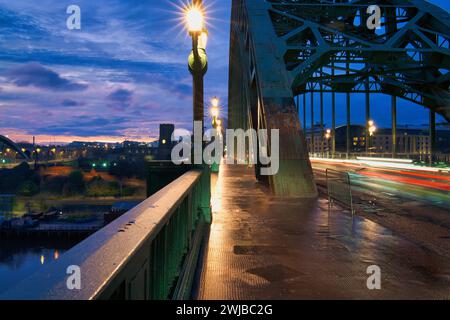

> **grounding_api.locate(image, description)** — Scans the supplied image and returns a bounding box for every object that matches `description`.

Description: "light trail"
[311,157,450,173]
[357,171,450,192]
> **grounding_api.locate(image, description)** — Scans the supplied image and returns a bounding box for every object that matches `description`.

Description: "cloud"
[62,99,84,107]
[34,116,127,137]
[107,88,134,110]
[5,62,88,91]
[0,0,232,141]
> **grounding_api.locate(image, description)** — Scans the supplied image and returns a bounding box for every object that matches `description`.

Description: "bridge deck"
[197,165,450,299]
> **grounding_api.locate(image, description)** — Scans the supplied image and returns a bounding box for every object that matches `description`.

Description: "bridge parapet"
[1,168,211,300]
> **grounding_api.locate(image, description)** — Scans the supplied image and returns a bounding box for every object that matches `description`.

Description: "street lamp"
[186,1,208,145]
[325,129,332,158]
[368,120,377,154]
[211,96,219,108]
[210,97,221,131]
[211,107,219,118]
[185,6,204,32]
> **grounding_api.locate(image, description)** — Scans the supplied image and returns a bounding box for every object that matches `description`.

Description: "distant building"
[159,124,174,146]
[306,123,450,155]
[305,125,334,154]
[157,124,175,160]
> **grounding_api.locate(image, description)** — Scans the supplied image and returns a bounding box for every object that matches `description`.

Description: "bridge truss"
[228,0,450,196]
[0,135,29,160]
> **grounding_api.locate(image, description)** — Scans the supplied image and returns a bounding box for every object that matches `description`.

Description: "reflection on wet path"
[198,165,450,299]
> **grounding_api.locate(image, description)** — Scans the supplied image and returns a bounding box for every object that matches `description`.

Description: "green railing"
[2,167,211,300]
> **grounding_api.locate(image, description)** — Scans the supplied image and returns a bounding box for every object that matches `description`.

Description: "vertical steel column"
[311,91,315,155]
[303,93,307,133]
[346,94,351,158]
[346,48,351,158]
[331,62,336,158]
[320,72,324,157]
[365,80,370,155]
[430,110,436,162]
[392,96,397,157]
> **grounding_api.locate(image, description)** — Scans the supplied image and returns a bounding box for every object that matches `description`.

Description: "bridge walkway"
[197,165,450,299]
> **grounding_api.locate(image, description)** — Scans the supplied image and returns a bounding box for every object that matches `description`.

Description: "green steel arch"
[0,135,29,160]
[228,0,450,197]
[274,0,450,121]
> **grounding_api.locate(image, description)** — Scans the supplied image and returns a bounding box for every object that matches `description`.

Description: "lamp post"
[210,97,222,173]
[325,129,332,158]
[211,96,220,128]
[368,120,377,155]
[186,1,208,155]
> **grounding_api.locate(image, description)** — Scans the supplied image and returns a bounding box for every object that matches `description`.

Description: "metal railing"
[2,168,211,300]
[326,168,355,216]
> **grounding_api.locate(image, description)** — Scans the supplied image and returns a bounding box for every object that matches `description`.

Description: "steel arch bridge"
[0,135,29,160]
[228,0,450,197]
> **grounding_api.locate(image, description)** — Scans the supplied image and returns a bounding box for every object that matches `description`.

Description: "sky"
[0,0,231,143]
[0,0,448,144]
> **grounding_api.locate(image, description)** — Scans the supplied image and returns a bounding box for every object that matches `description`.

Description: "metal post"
[303,93,307,133]
[192,34,204,138]
[320,73,324,157]
[430,110,436,163]
[331,62,336,158]
[310,91,315,155]
[346,49,351,159]
[392,96,397,158]
[365,81,370,155]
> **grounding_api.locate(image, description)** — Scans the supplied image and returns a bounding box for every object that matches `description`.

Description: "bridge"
[2,0,450,300]
[0,135,30,160]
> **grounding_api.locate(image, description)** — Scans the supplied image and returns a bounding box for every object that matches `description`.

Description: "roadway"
[311,157,450,258]
[0,158,75,169]
[311,158,450,210]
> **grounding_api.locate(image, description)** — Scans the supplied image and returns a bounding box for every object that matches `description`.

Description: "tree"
[42,176,67,195]
[86,177,121,197]
[63,170,85,196]
[17,180,39,196]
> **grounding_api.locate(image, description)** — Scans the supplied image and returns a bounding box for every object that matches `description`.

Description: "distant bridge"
[0,135,30,160]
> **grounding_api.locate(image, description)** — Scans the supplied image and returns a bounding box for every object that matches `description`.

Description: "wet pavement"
[197,165,450,300]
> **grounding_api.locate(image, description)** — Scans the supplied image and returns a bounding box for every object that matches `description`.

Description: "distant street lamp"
[211,107,219,118]
[325,129,332,158]
[211,96,219,108]
[210,96,222,173]
[368,120,377,154]
[210,97,221,132]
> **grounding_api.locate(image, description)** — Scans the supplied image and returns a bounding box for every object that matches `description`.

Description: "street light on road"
[325,129,332,158]
[368,120,377,154]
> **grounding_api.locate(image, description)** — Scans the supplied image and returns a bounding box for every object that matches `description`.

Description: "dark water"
[0,238,77,295]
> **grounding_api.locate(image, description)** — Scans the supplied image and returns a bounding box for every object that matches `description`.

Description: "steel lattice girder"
[266,0,450,121]
[229,0,318,197]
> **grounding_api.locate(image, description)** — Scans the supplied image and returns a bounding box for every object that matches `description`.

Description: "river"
[0,238,78,295]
